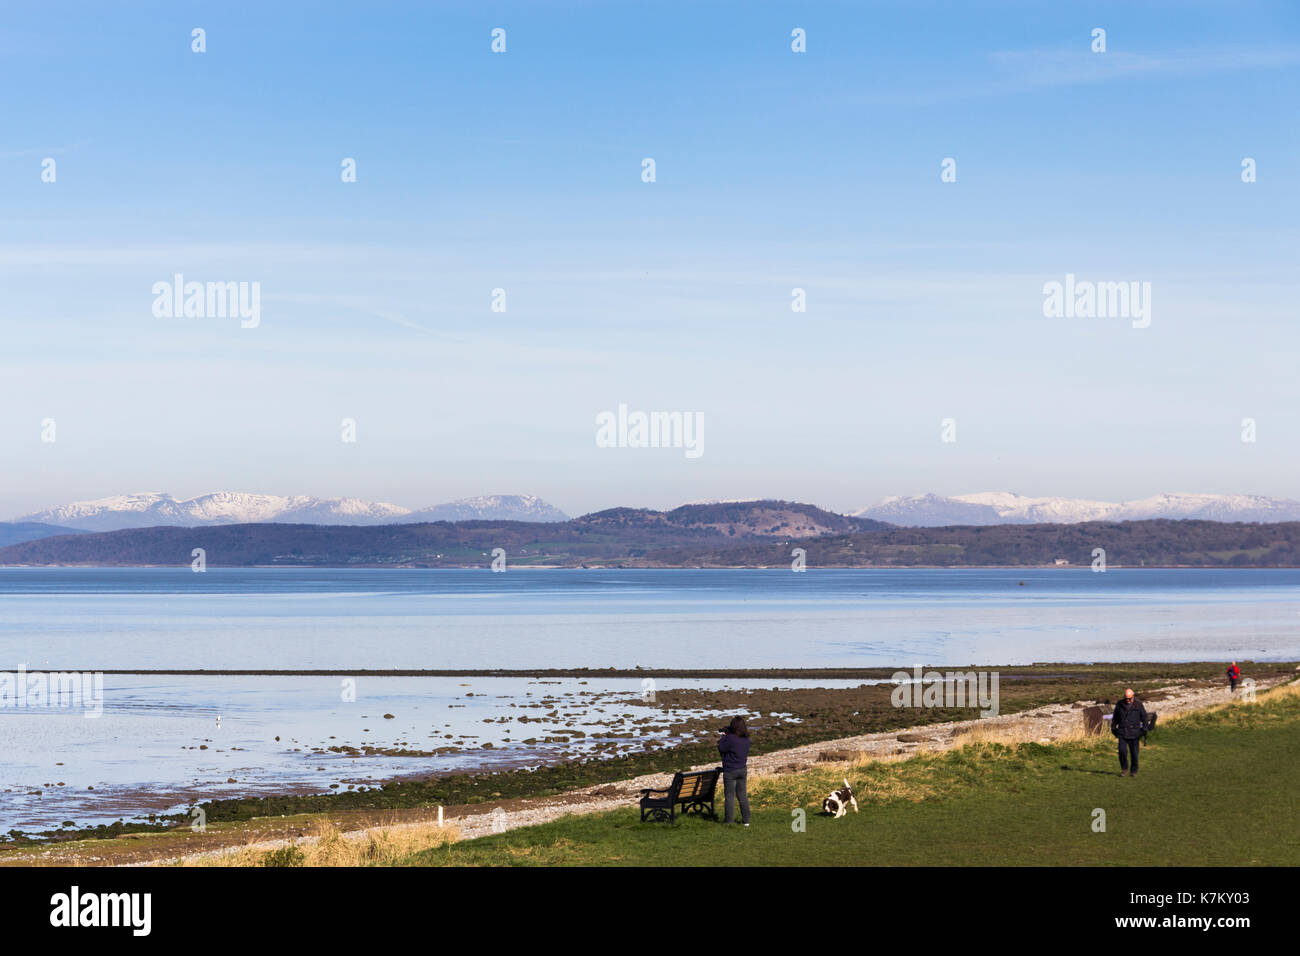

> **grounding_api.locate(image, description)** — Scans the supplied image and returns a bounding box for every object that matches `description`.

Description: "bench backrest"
[674,769,721,801]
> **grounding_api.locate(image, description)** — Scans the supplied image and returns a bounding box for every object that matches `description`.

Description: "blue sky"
[2,1,1298,518]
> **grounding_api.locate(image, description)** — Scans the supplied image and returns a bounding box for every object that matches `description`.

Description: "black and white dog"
[822,779,859,818]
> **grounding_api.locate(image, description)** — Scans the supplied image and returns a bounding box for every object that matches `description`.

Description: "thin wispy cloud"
[0,140,90,159]
[856,44,1300,106]
[267,292,450,338]
[988,45,1300,86]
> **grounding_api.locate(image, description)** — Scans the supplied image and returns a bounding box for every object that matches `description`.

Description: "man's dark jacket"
[1111,698,1149,739]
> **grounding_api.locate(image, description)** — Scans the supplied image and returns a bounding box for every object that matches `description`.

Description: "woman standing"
[717,715,751,826]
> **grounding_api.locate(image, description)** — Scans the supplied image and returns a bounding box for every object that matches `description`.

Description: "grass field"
[398,683,1300,866]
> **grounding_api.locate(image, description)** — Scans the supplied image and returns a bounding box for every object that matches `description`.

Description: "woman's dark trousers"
[723,770,750,824]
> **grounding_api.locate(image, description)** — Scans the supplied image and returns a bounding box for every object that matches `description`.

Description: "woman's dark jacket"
[717,732,750,772]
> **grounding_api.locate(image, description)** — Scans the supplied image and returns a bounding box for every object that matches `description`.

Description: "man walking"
[1111,688,1148,777]
[1226,662,1241,692]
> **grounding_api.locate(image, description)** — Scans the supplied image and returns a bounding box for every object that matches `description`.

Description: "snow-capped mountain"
[17,492,413,532]
[952,492,1120,524]
[398,495,569,523]
[852,492,1300,526]
[15,492,568,532]
[853,493,1007,526]
[1109,493,1300,523]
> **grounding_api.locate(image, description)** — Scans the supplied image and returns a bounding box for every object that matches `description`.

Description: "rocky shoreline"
[138,673,1290,864]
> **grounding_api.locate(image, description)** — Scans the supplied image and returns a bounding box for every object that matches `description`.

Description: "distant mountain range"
[14,492,570,532]
[2,498,1296,568]
[16,490,1300,535]
[7,489,1300,568]
[852,492,1300,526]
[0,500,889,567]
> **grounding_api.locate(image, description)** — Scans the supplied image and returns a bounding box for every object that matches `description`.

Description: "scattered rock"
[817,749,860,762]
[1081,705,1105,735]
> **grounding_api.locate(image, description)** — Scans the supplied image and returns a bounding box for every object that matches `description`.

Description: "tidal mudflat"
[0,674,866,833]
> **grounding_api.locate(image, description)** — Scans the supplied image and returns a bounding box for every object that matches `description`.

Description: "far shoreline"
[2,563,1296,570]
[21,660,1297,678]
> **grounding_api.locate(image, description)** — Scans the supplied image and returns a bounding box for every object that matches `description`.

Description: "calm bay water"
[0,567,1297,670]
[0,567,1296,831]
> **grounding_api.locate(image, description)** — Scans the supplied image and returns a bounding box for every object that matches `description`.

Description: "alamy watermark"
[595,403,703,459]
[1042,273,1150,328]
[152,274,261,328]
[890,666,999,718]
[1,667,103,718]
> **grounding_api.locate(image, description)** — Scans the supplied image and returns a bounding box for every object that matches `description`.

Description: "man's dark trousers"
[1118,736,1140,774]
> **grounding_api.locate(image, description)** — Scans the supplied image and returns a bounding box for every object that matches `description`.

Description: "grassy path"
[400,684,1300,866]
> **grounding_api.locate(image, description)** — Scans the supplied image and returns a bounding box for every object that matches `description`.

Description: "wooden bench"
[639,768,722,822]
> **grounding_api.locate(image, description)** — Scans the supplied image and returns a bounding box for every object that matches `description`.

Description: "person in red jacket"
[1226,662,1241,692]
